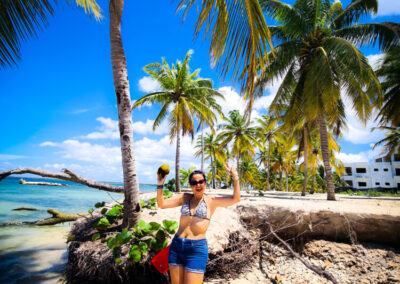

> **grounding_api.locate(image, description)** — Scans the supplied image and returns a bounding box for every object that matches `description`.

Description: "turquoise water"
[0,177,156,283]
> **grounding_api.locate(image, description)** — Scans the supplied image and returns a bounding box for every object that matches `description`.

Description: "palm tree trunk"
[302,126,308,196]
[267,136,271,191]
[109,0,140,228]
[317,114,335,200]
[201,123,204,172]
[310,174,315,194]
[211,155,216,189]
[279,170,282,191]
[285,170,289,192]
[175,128,181,192]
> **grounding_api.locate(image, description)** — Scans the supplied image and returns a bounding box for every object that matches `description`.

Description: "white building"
[342,154,400,190]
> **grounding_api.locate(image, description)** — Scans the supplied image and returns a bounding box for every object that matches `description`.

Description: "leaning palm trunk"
[317,114,336,200]
[175,129,181,192]
[302,126,308,196]
[109,0,140,228]
[267,136,271,191]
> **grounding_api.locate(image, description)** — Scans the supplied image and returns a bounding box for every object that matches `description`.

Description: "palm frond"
[331,0,378,29]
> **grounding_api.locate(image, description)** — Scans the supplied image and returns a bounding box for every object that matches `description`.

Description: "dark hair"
[189,170,206,183]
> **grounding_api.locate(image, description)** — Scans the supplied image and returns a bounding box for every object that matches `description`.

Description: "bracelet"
[232,175,239,181]
[157,185,163,189]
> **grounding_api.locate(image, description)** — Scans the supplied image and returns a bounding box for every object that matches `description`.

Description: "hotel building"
[342,154,400,190]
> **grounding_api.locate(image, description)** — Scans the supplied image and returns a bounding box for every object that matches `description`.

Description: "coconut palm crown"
[132,50,223,192]
[255,0,400,200]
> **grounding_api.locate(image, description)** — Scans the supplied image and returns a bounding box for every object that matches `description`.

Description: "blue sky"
[0,0,399,183]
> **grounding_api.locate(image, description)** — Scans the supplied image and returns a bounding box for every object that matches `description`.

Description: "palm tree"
[373,126,400,157]
[180,166,196,187]
[256,114,278,190]
[194,133,226,189]
[0,0,101,67]
[132,50,222,192]
[256,0,400,200]
[196,93,224,172]
[218,110,260,179]
[376,46,400,127]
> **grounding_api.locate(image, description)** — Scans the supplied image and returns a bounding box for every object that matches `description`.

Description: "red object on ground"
[151,245,170,273]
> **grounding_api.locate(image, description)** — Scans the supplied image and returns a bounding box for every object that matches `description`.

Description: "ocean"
[0,177,156,283]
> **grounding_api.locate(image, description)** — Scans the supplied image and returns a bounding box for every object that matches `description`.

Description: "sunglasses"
[189,179,206,186]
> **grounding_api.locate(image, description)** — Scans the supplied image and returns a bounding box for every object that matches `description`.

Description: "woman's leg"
[184,270,204,284]
[170,266,185,284]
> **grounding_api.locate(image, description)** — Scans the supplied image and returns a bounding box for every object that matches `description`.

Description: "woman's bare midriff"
[176,215,210,239]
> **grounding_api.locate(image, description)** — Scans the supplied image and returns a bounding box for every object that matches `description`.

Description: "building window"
[394,154,400,162]
[396,168,400,176]
[375,182,380,186]
[374,168,378,172]
[385,182,390,186]
[356,168,367,173]
[384,168,389,172]
[346,180,353,187]
[376,158,382,163]
[358,182,367,187]
[345,167,352,175]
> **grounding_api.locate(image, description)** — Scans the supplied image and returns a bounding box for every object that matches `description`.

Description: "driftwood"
[0,168,123,193]
[12,207,40,211]
[19,178,67,187]
[267,222,338,284]
[0,208,87,226]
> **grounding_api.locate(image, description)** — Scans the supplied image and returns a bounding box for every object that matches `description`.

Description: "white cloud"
[132,119,169,135]
[138,76,161,93]
[376,0,400,17]
[80,117,119,140]
[367,53,384,70]
[337,145,384,164]
[40,141,57,147]
[0,154,25,160]
[342,96,385,144]
[71,108,90,114]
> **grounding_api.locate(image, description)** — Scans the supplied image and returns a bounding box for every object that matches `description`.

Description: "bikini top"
[180,195,210,220]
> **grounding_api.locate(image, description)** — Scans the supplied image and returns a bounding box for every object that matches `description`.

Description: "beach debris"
[12,207,40,211]
[0,168,123,193]
[19,178,67,187]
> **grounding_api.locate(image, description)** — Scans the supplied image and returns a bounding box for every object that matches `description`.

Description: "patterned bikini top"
[181,195,209,220]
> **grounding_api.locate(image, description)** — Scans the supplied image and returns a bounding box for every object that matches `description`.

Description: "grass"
[339,189,400,197]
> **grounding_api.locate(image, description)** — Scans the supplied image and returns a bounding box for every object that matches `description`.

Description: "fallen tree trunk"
[0,208,88,226]
[20,178,67,187]
[0,168,123,193]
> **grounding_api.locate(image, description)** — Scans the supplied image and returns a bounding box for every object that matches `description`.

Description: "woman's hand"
[157,172,168,186]
[224,163,239,180]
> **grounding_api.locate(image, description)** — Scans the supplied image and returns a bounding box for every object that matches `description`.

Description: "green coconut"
[157,164,170,178]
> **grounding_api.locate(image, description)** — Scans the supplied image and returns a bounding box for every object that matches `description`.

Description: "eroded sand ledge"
[66,191,400,283]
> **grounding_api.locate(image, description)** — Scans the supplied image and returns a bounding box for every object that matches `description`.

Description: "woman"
[156,164,240,284]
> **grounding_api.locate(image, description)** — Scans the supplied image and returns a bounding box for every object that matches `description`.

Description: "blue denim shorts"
[168,235,208,274]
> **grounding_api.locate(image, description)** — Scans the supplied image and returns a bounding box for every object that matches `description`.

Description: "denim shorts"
[168,235,208,274]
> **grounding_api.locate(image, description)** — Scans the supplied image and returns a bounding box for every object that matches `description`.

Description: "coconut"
[157,164,170,178]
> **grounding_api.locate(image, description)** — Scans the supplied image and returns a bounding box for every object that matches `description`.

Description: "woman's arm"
[211,164,240,207]
[156,172,185,209]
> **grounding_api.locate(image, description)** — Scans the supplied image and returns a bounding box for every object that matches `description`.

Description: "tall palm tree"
[132,50,222,192]
[256,0,400,200]
[256,114,278,190]
[376,46,400,127]
[196,93,224,172]
[194,133,226,188]
[218,110,260,179]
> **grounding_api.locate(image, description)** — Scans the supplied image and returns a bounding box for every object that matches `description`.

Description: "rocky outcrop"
[238,203,400,247]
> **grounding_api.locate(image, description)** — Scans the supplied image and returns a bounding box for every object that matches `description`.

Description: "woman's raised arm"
[156,172,185,209]
[211,164,240,208]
